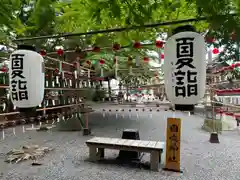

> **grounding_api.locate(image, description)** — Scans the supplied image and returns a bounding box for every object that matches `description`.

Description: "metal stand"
[117,129,142,162]
[209,132,220,143]
[83,128,91,136]
[209,75,220,143]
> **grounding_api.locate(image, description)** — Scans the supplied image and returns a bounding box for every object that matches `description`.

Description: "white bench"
[86,137,165,171]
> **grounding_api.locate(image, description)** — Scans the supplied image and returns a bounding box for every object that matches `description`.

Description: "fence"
[0,54,99,129]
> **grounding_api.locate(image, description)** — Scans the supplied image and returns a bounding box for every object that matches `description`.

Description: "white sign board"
[163,31,206,104]
[9,50,45,108]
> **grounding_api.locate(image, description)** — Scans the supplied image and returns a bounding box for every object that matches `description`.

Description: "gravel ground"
[0,105,240,180]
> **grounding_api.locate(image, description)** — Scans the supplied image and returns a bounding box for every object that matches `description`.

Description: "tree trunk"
[126,86,129,102]
[107,79,111,101]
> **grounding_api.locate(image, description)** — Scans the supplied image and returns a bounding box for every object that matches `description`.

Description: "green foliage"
[2,0,240,80]
[92,90,106,101]
[0,0,57,47]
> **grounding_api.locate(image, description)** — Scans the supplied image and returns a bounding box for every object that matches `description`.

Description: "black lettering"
[169,136,178,151]
[11,80,17,91]
[187,71,197,83]
[18,80,27,90]
[11,80,19,101]
[11,70,25,79]
[11,54,24,70]
[175,58,195,69]
[170,125,178,133]
[168,134,179,162]
[175,70,185,85]
[176,37,194,58]
[187,84,198,97]
[11,80,28,101]
[168,156,177,162]
[175,86,186,97]
[11,92,18,101]
[19,90,28,101]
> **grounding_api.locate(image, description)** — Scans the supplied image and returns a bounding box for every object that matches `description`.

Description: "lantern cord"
[13,13,237,42]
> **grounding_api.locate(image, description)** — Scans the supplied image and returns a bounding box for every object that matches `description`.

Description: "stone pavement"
[0,105,240,180]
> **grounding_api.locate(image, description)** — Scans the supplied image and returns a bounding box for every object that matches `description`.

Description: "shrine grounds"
[0,104,240,180]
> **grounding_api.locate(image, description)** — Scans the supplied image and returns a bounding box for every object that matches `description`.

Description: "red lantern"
[143,57,149,62]
[231,63,235,68]
[236,63,240,67]
[156,40,163,48]
[57,48,64,56]
[0,66,7,73]
[212,48,219,54]
[99,59,105,65]
[55,68,59,74]
[40,49,46,56]
[142,93,144,96]
[92,46,100,52]
[86,60,91,66]
[113,43,121,51]
[61,63,64,69]
[205,36,215,43]
[133,41,141,49]
[161,54,164,59]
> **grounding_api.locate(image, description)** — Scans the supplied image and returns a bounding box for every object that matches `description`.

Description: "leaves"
[1,0,240,79]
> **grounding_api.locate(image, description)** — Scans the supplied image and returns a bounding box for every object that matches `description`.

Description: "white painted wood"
[137,140,151,148]
[109,138,121,145]
[131,140,142,147]
[87,137,165,150]
[115,139,128,145]
[123,139,135,146]
[155,142,165,149]
[150,151,160,172]
[146,141,157,148]
[89,147,97,161]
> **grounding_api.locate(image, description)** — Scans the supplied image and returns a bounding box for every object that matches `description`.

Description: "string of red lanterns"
[39,39,226,76]
[39,40,166,57]
[39,39,223,57]
[39,39,224,66]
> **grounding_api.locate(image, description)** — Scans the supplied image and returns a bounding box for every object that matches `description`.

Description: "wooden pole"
[210,75,215,132]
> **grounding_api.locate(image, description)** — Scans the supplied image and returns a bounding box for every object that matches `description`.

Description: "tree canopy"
[0,0,240,80]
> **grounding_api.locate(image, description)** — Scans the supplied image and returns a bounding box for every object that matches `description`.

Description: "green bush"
[92,90,106,101]
[202,119,222,134]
